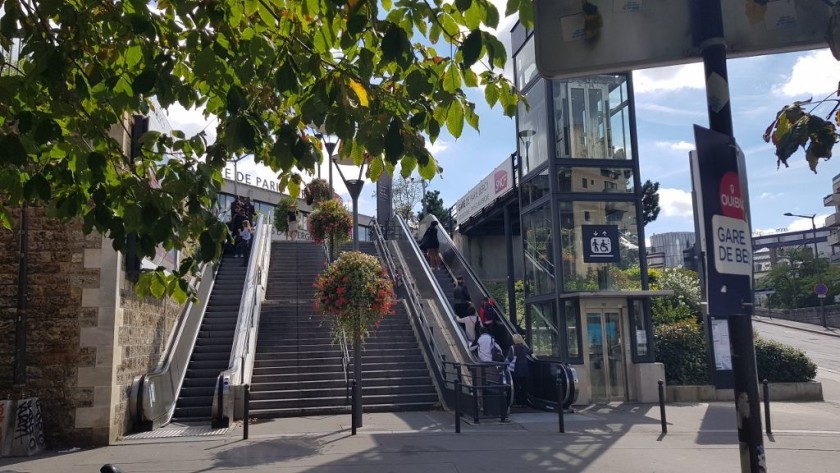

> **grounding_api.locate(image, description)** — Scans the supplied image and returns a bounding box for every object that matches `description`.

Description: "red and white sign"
[455,158,515,224]
[719,171,745,220]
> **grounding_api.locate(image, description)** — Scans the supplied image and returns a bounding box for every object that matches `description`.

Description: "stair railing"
[211,214,271,427]
[129,260,217,431]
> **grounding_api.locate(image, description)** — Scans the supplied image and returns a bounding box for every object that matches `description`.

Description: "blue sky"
[164,17,840,240]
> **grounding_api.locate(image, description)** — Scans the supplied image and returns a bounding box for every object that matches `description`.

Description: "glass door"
[586,309,627,402]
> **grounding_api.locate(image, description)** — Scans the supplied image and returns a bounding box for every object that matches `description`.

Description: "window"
[518,80,548,176]
[515,36,538,91]
[521,169,550,208]
[559,200,641,291]
[522,204,555,296]
[563,300,581,360]
[581,178,588,189]
[529,301,559,358]
[630,299,651,361]
[558,166,635,193]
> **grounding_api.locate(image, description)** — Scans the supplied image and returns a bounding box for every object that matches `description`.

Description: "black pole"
[658,379,667,434]
[13,203,28,386]
[351,379,357,435]
[820,297,827,328]
[243,384,250,440]
[472,366,480,424]
[455,364,462,434]
[556,377,565,433]
[693,1,764,470]
[503,205,516,326]
[763,379,771,436]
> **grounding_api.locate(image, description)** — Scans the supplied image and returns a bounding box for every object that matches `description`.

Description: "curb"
[752,317,840,339]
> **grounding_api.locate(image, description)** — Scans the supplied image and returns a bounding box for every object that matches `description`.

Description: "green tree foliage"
[417,189,448,223]
[0,0,528,299]
[650,267,702,326]
[758,247,840,309]
[763,97,839,173]
[654,319,709,385]
[641,179,660,226]
[755,337,817,383]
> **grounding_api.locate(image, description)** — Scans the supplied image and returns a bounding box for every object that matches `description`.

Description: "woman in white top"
[455,304,479,344]
[471,326,501,362]
[238,220,252,262]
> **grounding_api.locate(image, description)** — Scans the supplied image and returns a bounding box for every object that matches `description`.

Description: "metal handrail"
[129,261,217,431]
[211,214,271,426]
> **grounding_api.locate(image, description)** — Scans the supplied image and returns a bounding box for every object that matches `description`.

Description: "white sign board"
[534,0,831,79]
[455,159,515,224]
[712,214,751,276]
[711,319,732,371]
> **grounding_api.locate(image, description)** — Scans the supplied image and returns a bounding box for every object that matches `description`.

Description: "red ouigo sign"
[719,171,745,220]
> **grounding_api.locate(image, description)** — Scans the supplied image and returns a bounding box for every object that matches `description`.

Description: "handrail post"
[243,384,250,440]
[556,376,565,433]
[351,379,358,436]
[472,366,480,423]
[763,379,771,435]
[658,379,667,434]
[455,363,462,434]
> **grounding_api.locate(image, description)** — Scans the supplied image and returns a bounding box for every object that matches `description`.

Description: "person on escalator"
[453,276,471,317]
[471,325,501,362]
[418,221,441,271]
[511,333,533,407]
[455,304,480,345]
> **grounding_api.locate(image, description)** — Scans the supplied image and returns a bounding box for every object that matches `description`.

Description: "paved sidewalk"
[1,401,839,472]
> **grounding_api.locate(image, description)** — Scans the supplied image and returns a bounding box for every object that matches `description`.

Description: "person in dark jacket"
[452,276,470,317]
[511,333,533,407]
[420,221,442,270]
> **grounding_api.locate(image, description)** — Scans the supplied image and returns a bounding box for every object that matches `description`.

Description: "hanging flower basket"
[307,199,352,256]
[303,178,332,205]
[273,197,297,233]
[313,251,396,342]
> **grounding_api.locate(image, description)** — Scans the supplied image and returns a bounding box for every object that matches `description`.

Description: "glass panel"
[631,299,648,357]
[587,313,606,400]
[523,204,555,295]
[518,80,548,176]
[558,167,634,193]
[554,75,630,160]
[559,200,641,291]
[529,302,559,357]
[521,168,550,208]
[563,300,580,358]
[605,311,626,399]
[515,36,537,91]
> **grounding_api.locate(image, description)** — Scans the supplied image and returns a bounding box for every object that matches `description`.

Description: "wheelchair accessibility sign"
[582,225,620,263]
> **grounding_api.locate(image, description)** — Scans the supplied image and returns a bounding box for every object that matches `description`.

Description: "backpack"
[472,317,482,343]
[490,339,505,362]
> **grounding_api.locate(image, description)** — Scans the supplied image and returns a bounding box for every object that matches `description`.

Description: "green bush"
[755,337,817,382]
[654,320,709,385]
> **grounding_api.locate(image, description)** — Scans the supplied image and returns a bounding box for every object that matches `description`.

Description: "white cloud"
[632,63,706,94]
[163,104,218,143]
[773,49,840,98]
[658,188,694,218]
[785,214,830,232]
[428,140,449,155]
[655,140,694,152]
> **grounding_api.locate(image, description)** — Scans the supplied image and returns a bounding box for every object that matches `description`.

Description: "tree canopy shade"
[0,0,528,300]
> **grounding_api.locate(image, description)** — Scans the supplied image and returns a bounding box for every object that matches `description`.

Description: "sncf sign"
[494,170,508,193]
[455,158,515,224]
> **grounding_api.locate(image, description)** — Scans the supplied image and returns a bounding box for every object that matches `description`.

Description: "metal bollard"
[763,379,771,435]
[455,364,462,434]
[472,366,480,424]
[658,379,667,434]
[243,384,250,440]
[351,379,358,436]
[556,376,565,433]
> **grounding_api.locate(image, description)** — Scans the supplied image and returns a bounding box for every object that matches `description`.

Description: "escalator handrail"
[129,261,217,430]
[212,214,271,423]
[393,215,477,352]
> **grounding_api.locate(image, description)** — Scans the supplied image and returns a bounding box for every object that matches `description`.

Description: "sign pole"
[692,1,764,471]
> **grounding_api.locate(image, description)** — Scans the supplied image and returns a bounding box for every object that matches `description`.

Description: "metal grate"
[120,425,228,441]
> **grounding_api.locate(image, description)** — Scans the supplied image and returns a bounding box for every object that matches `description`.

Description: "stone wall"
[0,207,101,447]
[753,306,840,328]
[113,286,181,438]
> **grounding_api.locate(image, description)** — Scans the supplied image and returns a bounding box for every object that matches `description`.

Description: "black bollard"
[243,384,250,440]
[455,364,462,434]
[351,379,358,436]
[556,376,565,433]
[658,379,667,434]
[763,379,771,435]
[101,465,125,473]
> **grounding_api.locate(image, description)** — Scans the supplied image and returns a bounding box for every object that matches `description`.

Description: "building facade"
[512,23,663,404]
[823,172,840,264]
[649,232,696,269]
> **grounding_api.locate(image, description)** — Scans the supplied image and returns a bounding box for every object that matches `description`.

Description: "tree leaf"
[446,101,464,138]
[460,29,482,69]
[484,82,500,107]
[347,79,369,107]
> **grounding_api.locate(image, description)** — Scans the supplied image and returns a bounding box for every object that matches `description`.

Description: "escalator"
[387,215,577,411]
[130,215,270,430]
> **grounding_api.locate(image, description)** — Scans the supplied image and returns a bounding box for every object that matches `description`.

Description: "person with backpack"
[511,334,533,407]
[455,304,480,345]
[471,326,502,363]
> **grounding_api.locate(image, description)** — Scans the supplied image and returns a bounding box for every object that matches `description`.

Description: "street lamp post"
[332,155,370,428]
[784,212,827,328]
[316,133,339,196]
[517,129,535,172]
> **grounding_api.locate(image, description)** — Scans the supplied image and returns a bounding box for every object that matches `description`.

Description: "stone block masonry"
[0,206,185,447]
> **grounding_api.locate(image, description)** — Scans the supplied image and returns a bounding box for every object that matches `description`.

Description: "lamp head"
[783,212,794,216]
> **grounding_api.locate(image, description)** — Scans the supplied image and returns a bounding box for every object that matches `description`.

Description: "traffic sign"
[815,283,828,296]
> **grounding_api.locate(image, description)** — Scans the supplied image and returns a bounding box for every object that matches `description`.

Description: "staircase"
[249,240,439,418]
[172,254,247,421]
